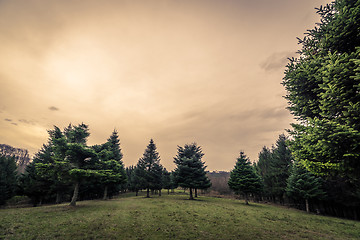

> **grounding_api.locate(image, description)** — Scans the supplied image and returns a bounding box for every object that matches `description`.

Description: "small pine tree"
[138,139,163,198]
[228,151,262,205]
[173,143,211,200]
[286,162,325,213]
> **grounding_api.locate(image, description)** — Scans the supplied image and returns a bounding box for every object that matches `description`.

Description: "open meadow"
[1,192,359,240]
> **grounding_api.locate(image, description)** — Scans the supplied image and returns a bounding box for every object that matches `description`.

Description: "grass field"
[1,192,359,240]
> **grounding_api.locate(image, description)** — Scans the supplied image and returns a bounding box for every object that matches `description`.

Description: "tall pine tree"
[282,0,360,187]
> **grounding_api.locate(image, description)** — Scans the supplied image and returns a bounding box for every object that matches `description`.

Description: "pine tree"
[228,151,262,205]
[162,169,172,194]
[43,124,99,206]
[93,131,126,200]
[31,138,72,204]
[173,143,211,200]
[286,162,325,213]
[270,134,293,204]
[132,164,147,196]
[105,130,124,162]
[282,0,360,184]
[138,139,163,198]
[254,146,272,200]
[0,155,18,205]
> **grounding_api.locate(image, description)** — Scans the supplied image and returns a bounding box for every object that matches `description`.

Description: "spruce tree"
[42,124,99,206]
[0,155,18,205]
[270,134,293,204]
[132,164,147,196]
[282,0,360,184]
[105,130,124,162]
[286,162,325,213]
[93,131,126,200]
[254,146,272,200]
[162,169,172,194]
[228,151,262,205]
[173,143,211,200]
[138,139,163,198]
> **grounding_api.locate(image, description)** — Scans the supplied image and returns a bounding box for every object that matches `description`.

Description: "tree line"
[230,0,360,219]
[0,124,212,206]
[228,133,359,219]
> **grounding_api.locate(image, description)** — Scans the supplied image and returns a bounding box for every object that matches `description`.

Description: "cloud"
[48,106,59,111]
[11,122,18,126]
[260,51,294,72]
[4,118,12,122]
[18,119,36,125]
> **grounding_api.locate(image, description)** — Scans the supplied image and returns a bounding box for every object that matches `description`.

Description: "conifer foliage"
[21,124,126,206]
[282,0,360,182]
[286,162,325,213]
[173,143,211,200]
[228,151,262,205]
[0,155,18,205]
[137,139,163,198]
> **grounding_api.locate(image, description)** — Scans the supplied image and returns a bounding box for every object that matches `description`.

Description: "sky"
[0,0,330,171]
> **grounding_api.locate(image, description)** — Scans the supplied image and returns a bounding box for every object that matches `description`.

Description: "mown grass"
[1,192,359,240]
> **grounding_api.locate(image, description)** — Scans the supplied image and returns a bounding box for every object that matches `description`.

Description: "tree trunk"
[159,189,162,196]
[195,188,198,198]
[103,185,108,200]
[136,190,139,196]
[70,181,80,206]
[189,188,194,200]
[56,191,61,204]
[168,189,170,195]
[146,188,150,198]
[244,193,249,205]
[305,199,310,213]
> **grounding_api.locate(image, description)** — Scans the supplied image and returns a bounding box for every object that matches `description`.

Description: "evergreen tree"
[92,131,126,200]
[282,0,360,185]
[173,143,211,200]
[138,139,163,198]
[269,134,293,203]
[286,162,325,213]
[254,135,292,203]
[0,155,18,205]
[254,146,272,199]
[162,169,172,194]
[41,124,99,206]
[132,164,147,196]
[228,151,262,205]
[32,139,72,204]
[105,130,124,162]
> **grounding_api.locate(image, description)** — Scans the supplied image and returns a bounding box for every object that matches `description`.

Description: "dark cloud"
[260,51,294,72]
[48,106,59,111]
[18,119,36,125]
[4,118,12,122]
[11,122,18,126]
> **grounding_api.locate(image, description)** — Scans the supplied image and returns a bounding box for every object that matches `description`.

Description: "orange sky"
[0,0,330,171]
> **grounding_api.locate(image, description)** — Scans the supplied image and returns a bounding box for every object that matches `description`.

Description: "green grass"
[1,192,359,240]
